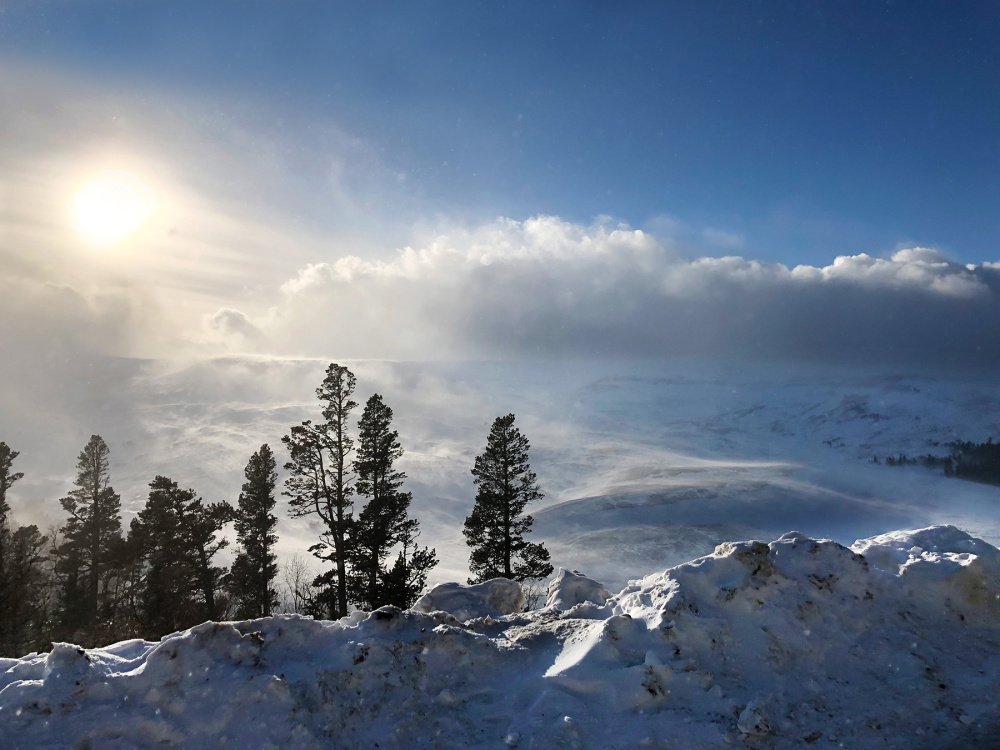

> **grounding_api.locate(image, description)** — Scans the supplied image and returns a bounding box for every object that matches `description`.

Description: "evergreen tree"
[228,444,279,619]
[0,523,50,656]
[0,442,24,532]
[283,363,357,619]
[100,532,144,644]
[0,447,50,656]
[382,520,438,609]
[56,435,123,634]
[0,442,25,631]
[349,394,435,611]
[182,494,232,620]
[463,414,552,584]
[131,476,231,638]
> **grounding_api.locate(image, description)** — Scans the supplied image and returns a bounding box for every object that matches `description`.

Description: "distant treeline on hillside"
[876,438,1000,486]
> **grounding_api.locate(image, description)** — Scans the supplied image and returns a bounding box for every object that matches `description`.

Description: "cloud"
[205,307,265,346]
[267,216,1000,371]
[0,64,422,363]
[2,66,997,376]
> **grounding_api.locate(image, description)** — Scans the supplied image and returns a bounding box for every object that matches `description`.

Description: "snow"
[545,568,612,610]
[2,525,997,749]
[412,578,525,621]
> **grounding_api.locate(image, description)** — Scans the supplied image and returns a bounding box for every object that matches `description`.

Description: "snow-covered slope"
[3,358,998,587]
[2,525,997,750]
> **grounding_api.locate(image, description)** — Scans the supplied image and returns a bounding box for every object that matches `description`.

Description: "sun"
[73,172,156,245]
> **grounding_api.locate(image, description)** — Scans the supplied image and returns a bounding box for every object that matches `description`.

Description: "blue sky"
[2,1,997,266]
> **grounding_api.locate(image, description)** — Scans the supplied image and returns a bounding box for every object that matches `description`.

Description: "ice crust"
[1,525,997,749]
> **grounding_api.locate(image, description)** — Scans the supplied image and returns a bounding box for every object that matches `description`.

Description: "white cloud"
[266,216,1000,369]
[204,307,265,346]
[1,66,996,373]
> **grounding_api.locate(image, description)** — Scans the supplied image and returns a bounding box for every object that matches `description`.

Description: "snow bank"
[545,568,612,610]
[2,526,998,750]
[411,577,525,621]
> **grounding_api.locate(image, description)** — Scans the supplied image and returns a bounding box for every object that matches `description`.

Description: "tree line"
[0,363,551,656]
[873,437,1000,486]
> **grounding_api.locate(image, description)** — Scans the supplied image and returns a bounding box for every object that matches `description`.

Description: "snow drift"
[1,525,997,749]
[412,577,525,621]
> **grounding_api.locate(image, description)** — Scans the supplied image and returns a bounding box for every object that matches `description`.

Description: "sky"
[0,0,998,583]
[2,1,998,264]
[1,0,998,369]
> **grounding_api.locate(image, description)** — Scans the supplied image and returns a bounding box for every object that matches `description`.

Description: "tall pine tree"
[283,363,357,619]
[463,414,552,585]
[349,394,436,610]
[56,435,123,634]
[227,444,279,619]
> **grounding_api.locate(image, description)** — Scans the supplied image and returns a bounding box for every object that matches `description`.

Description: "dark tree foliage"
[131,476,231,638]
[880,438,999,487]
[382,522,438,610]
[100,533,144,644]
[0,446,50,656]
[0,442,25,619]
[349,394,436,610]
[464,414,552,585]
[946,438,1000,486]
[283,363,358,619]
[0,442,24,528]
[0,524,50,654]
[227,444,279,619]
[56,436,123,634]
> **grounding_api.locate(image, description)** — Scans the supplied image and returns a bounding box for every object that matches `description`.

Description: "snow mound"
[411,577,525,621]
[545,568,612,610]
[2,526,998,749]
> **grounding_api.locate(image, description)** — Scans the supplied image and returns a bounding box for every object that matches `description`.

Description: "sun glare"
[72,172,156,245]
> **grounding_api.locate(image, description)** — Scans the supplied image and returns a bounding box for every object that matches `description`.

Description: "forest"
[0,363,552,658]
[876,438,1000,486]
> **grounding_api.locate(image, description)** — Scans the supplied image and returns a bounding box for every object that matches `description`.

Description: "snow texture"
[1,525,998,749]
[412,578,525,622]
[545,568,612,610]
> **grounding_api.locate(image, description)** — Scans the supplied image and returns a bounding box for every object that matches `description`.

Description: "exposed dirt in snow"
[2,525,997,749]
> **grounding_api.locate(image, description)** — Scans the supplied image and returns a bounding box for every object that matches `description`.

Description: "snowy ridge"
[1,525,998,749]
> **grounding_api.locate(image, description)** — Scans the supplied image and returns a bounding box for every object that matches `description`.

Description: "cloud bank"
[251,216,1000,371]
[2,68,996,374]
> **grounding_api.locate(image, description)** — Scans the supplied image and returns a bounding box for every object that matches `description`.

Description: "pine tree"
[0,442,24,531]
[0,446,50,657]
[382,520,438,609]
[463,414,552,585]
[57,435,123,634]
[228,444,279,619]
[131,476,231,638]
[349,394,436,611]
[182,495,232,620]
[0,524,49,657]
[283,363,357,619]
[0,442,25,629]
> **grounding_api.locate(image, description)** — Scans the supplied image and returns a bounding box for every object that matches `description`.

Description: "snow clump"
[545,568,612,610]
[411,577,525,621]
